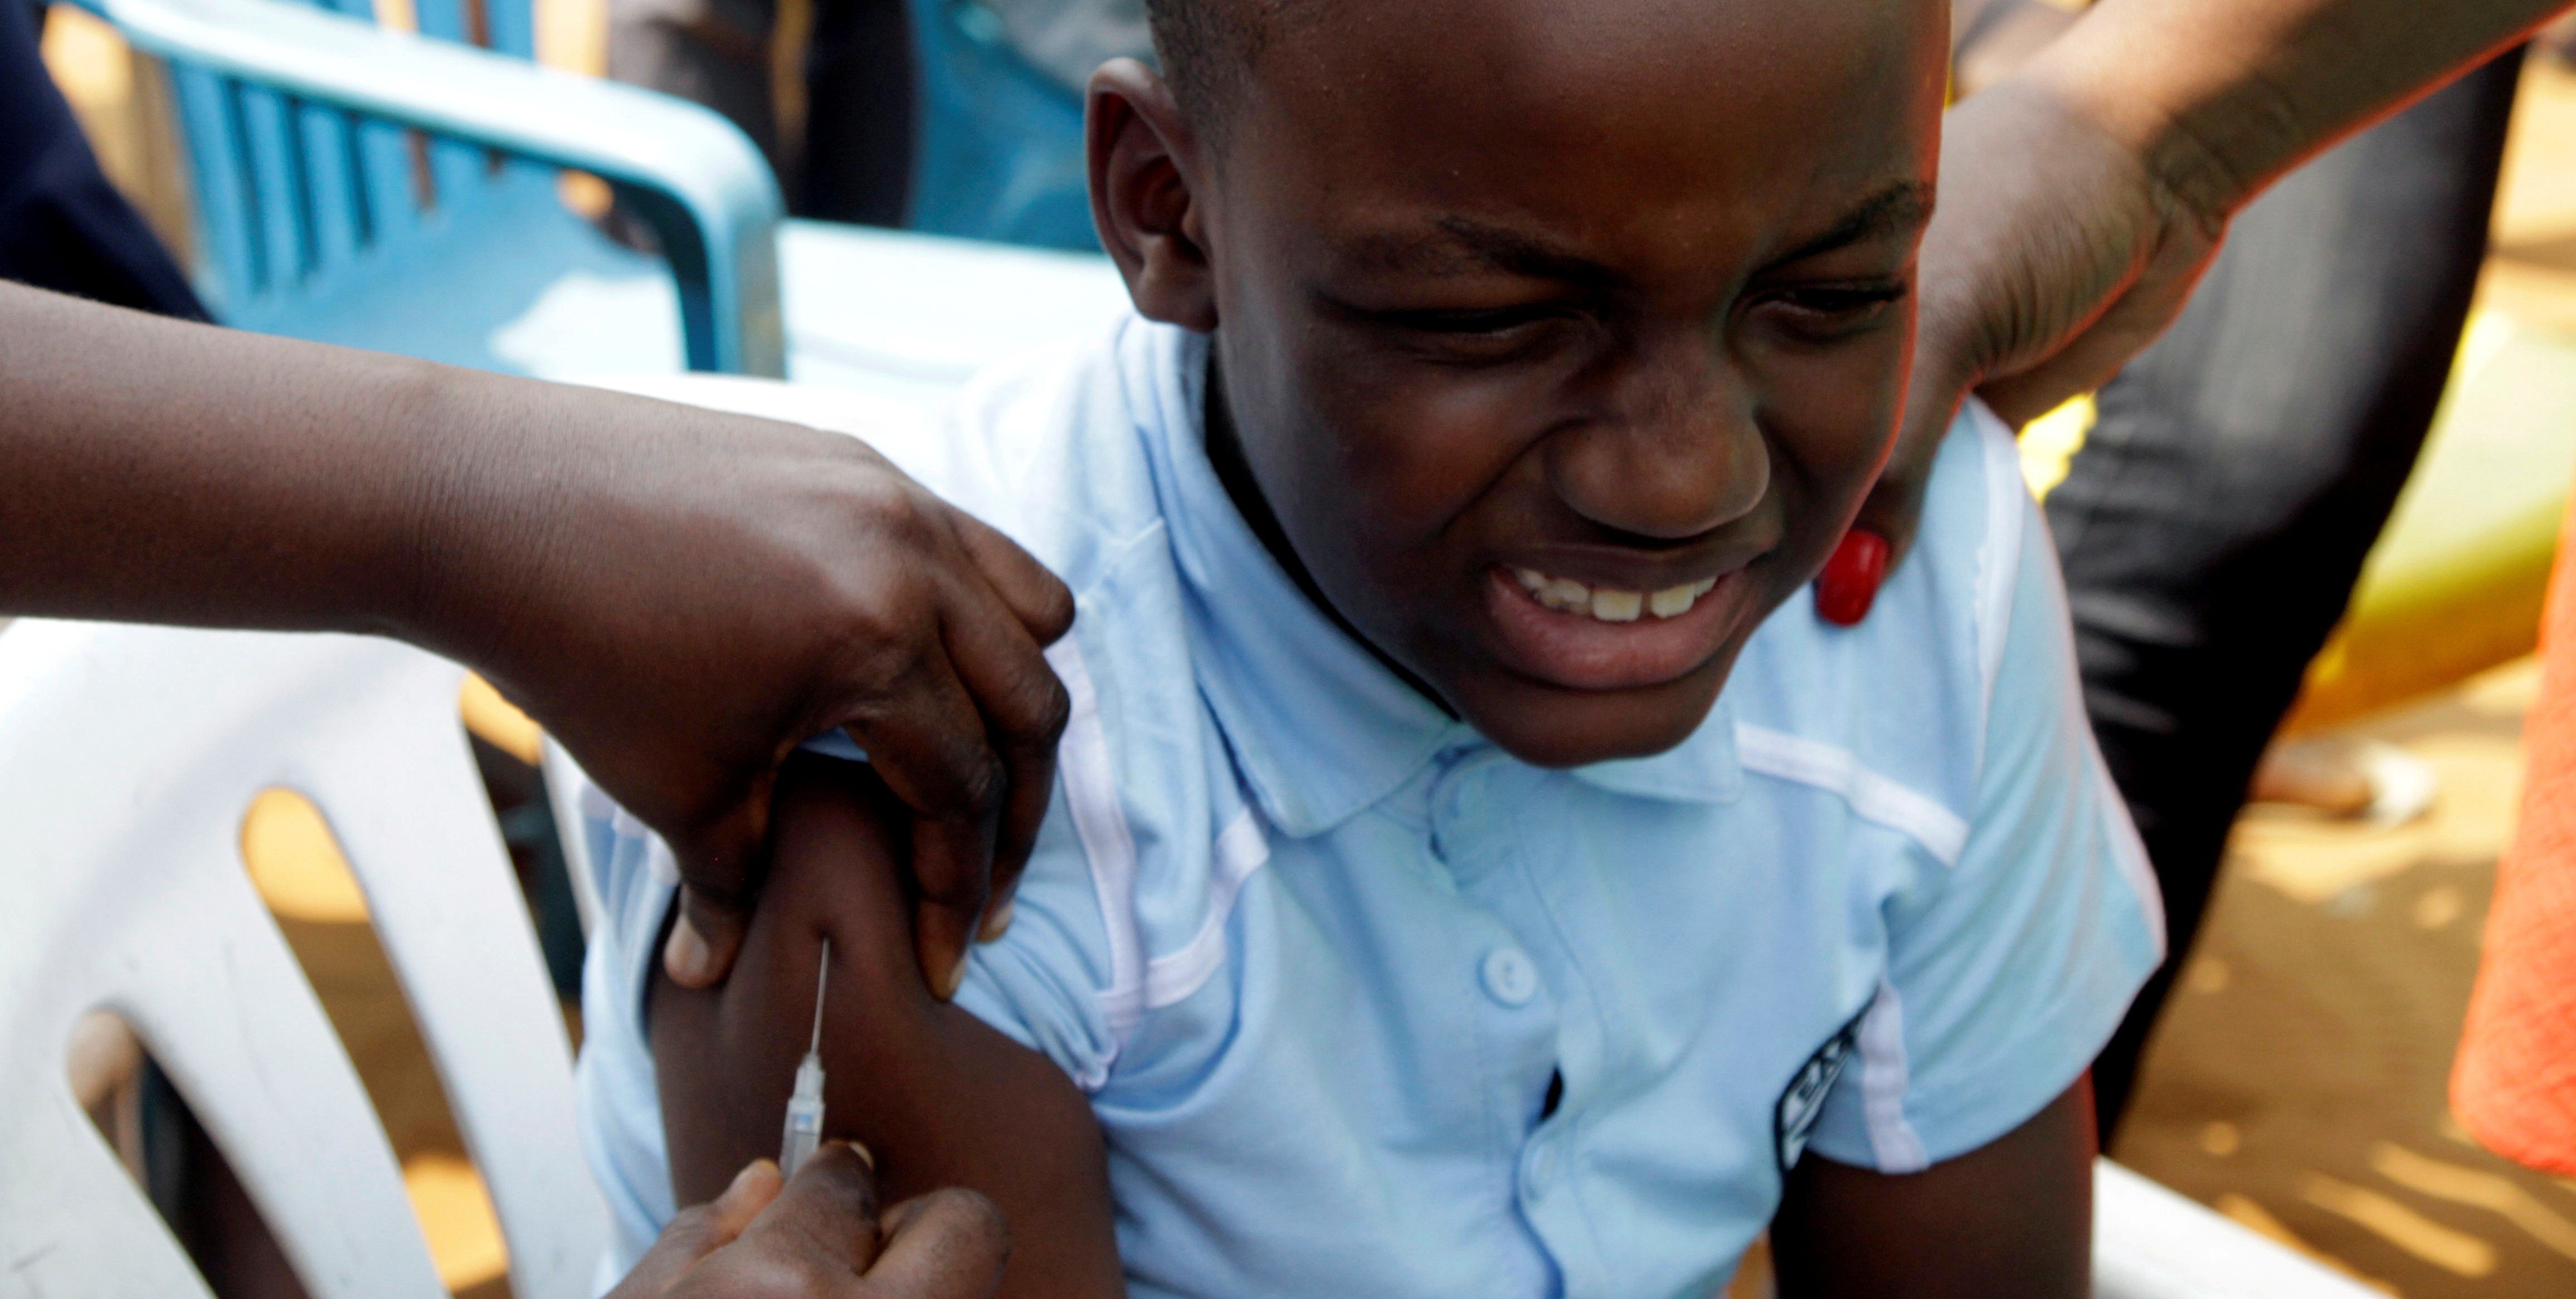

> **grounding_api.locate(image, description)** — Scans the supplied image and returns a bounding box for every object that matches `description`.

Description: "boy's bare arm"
[1769,1077,2097,1299]
[651,755,1123,1299]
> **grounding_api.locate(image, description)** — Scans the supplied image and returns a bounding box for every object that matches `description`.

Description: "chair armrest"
[69,0,786,376]
[2095,1159,2385,1298]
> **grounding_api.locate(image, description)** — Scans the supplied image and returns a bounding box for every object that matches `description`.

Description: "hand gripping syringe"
[780,938,830,1179]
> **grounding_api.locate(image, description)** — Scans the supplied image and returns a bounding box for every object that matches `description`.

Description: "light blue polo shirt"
[573,316,2164,1298]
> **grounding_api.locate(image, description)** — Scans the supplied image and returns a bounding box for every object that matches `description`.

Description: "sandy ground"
[2115,661,2576,1297]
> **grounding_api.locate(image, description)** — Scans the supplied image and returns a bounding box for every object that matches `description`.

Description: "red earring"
[1814,529,1890,627]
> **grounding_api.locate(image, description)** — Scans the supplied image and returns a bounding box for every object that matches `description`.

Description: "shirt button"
[1481,946,1540,1007]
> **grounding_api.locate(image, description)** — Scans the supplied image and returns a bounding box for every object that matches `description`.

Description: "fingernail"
[938,949,968,1000]
[722,1159,776,1208]
[978,897,1015,943]
[1815,529,1891,627]
[665,914,713,985]
[837,1139,876,1173]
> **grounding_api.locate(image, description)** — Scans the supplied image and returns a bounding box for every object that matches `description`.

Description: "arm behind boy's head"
[650,754,1122,1299]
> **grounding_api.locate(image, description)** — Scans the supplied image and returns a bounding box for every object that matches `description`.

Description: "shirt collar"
[1118,321,1742,837]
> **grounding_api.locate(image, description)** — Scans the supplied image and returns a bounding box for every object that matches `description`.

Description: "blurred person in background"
[1,0,206,318]
[606,0,1138,248]
[1945,0,2525,1142]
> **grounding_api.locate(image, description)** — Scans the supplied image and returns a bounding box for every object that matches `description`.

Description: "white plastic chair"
[2093,1158,2383,1297]
[0,620,601,1299]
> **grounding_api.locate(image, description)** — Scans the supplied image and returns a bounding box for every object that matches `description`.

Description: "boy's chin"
[1452,662,1735,770]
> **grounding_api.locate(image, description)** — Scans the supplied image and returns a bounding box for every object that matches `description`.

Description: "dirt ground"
[2114,660,2576,1297]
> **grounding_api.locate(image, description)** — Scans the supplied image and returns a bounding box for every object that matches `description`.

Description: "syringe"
[780,938,830,1179]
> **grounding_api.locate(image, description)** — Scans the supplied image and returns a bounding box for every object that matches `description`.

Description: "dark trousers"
[2056,52,2527,1140]
[1,1,206,319]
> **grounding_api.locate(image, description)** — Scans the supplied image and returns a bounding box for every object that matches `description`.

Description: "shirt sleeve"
[1803,481,2166,1173]
[949,779,1126,1093]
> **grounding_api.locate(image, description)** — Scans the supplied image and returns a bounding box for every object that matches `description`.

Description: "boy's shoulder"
[864,314,1185,595]
[1725,402,2037,839]
[582,318,1172,594]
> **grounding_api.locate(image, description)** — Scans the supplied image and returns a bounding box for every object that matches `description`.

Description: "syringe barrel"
[780,1094,824,1178]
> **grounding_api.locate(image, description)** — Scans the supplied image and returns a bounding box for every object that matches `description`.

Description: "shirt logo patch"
[1775,1005,1869,1175]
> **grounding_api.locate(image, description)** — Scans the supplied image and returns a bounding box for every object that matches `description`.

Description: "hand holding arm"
[0,282,1072,994]
[1834,0,2566,615]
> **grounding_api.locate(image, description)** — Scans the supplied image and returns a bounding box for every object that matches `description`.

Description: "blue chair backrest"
[164,0,557,333]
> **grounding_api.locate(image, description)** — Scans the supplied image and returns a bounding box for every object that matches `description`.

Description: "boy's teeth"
[1590,589,1643,622]
[1513,568,1721,623]
[1538,577,1590,612]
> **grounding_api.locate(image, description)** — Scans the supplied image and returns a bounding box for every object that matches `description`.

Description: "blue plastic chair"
[69,0,783,375]
[70,0,1133,395]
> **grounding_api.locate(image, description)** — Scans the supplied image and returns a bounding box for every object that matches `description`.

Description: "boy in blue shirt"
[577,0,2162,1293]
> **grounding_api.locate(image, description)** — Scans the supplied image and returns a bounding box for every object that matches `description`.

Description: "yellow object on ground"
[2013,309,2574,735]
[2286,311,2576,732]
[459,673,544,766]
[241,788,371,924]
[404,1153,511,1292]
[2017,393,2096,500]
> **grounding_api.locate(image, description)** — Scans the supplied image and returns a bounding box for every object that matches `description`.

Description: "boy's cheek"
[1755,353,1909,506]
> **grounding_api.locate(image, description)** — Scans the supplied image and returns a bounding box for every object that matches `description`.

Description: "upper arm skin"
[1771,1076,2097,1299]
[651,754,1124,1299]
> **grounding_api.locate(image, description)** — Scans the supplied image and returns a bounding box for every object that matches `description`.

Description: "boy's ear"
[1087,59,1219,333]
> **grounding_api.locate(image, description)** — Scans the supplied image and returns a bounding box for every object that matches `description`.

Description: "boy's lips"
[1481,563,1757,691]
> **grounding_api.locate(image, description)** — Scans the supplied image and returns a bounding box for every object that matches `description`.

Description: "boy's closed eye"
[1755,280,1912,341]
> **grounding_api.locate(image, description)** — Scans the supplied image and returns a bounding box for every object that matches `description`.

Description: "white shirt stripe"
[1133,807,1272,1012]
[1733,725,1970,867]
[1049,641,1149,1045]
[1857,978,1930,1173]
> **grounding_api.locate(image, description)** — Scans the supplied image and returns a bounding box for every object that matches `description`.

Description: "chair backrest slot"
[0,623,608,1299]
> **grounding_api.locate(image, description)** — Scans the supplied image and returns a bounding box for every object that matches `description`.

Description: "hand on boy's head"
[1094,0,1945,767]
[611,1145,1011,1299]
[1842,72,2226,592]
[471,412,1073,997]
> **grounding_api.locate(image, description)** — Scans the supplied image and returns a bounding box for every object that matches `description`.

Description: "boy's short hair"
[1142,0,1321,130]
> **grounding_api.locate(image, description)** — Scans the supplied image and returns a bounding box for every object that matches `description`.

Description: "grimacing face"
[1100,0,1947,768]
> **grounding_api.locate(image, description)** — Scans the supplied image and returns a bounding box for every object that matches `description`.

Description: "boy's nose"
[1545,343,1769,540]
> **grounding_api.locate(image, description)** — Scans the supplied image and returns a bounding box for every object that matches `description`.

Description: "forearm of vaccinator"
[0,282,582,660]
[2022,0,2562,220]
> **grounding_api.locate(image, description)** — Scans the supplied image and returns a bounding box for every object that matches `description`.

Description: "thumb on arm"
[661,777,776,989]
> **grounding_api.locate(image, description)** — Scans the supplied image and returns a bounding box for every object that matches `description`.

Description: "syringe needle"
[810,937,830,1053]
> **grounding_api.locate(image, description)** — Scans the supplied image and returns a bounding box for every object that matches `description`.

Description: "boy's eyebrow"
[1342,182,1936,283]
[1346,217,1611,282]
[1773,181,1937,265]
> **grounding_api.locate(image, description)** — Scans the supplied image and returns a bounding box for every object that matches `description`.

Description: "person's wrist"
[378,364,569,684]
[1996,56,2243,248]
